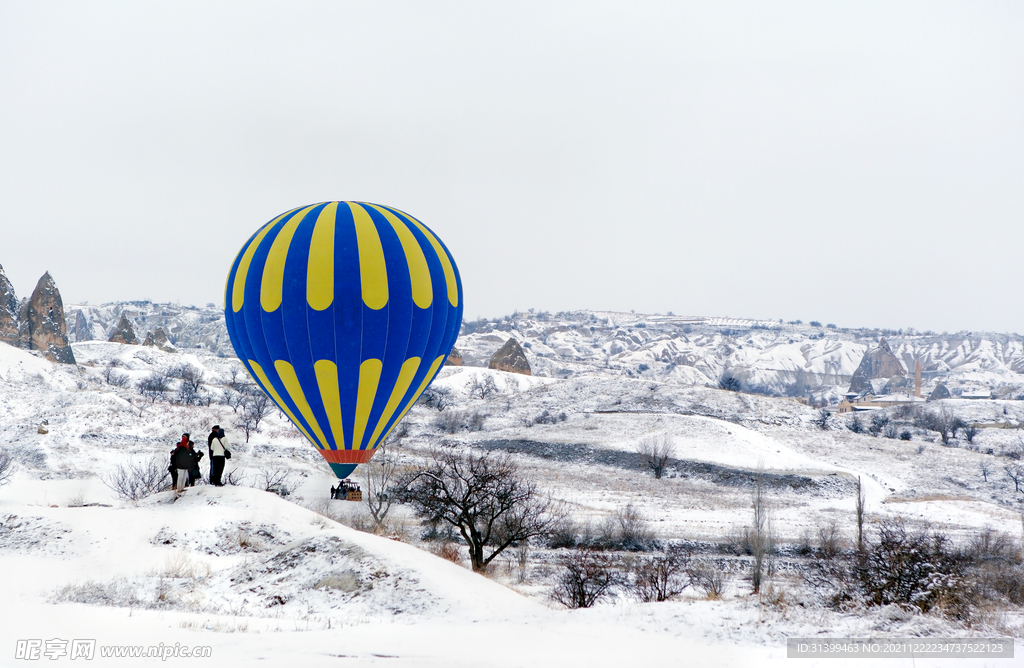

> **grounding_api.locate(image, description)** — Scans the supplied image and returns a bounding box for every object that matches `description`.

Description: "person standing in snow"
[187,440,204,487]
[172,434,193,494]
[208,425,229,486]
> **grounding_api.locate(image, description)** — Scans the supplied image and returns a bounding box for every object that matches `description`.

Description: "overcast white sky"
[1,1,1021,333]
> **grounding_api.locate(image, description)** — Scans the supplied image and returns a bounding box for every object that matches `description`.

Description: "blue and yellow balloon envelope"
[224,202,463,478]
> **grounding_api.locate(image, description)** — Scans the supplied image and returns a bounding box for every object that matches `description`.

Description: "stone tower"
[914,359,922,398]
[0,264,19,346]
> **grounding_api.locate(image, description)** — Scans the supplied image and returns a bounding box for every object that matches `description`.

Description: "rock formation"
[20,272,76,364]
[71,310,93,342]
[143,327,177,353]
[444,347,463,366]
[488,338,531,376]
[108,312,139,345]
[0,264,19,346]
[928,384,951,401]
[848,338,905,394]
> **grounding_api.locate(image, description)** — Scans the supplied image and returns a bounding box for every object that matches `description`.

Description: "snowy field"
[2,335,1023,667]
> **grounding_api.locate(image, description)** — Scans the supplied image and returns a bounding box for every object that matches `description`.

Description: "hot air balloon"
[224,202,463,479]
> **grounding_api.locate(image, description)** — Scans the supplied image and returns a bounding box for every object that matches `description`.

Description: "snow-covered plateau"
[2,308,1024,667]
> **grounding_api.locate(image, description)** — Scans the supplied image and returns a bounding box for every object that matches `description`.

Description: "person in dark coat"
[169,448,178,489]
[172,434,193,493]
[207,425,229,486]
[187,441,204,487]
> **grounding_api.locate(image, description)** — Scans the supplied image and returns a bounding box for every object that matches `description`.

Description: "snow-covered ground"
[2,328,1024,667]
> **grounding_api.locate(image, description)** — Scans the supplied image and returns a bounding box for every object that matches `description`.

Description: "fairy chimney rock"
[488,338,531,376]
[143,327,176,353]
[848,338,905,394]
[22,272,76,364]
[108,313,139,345]
[0,264,19,346]
[444,347,463,367]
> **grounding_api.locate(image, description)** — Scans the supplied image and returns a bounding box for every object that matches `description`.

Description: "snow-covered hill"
[3,312,1024,666]
[67,303,1024,402]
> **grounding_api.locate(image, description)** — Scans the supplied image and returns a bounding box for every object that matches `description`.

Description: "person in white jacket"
[207,425,229,486]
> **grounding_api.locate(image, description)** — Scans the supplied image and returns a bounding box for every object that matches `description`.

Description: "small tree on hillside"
[636,435,675,479]
[236,390,272,442]
[397,449,560,573]
[718,372,741,392]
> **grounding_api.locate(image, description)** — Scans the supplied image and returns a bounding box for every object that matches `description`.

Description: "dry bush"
[688,558,727,599]
[430,542,462,564]
[551,548,620,609]
[251,465,296,497]
[627,544,691,602]
[434,409,484,433]
[103,457,169,501]
[817,518,845,559]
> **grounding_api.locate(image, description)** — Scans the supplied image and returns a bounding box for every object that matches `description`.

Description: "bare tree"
[815,409,831,431]
[397,449,560,573]
[963,424,980,445]
[235,391,272,442]
[718,371,741,392]
[750,466,773,594]
[103,457,169,501]
[628,544,690,602]
[103,364,131,388]
[0,448,14,487]
[1005,464,1024,494]
[137,372,170,402]
[551,548,619,608]
[469,374,499,400]
[363,443,400,532]
[979,461,992,483]
[856,476,866,552]
[636,435,675,479]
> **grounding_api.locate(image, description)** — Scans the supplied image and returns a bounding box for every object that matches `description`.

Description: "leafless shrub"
[817,518,844,559]
[433,409,484,434]
[531,409,567,425]
[104,365,131,388]
[0,449,14,487]
[847,416,864,434]
[419,385,454,411]
[858,517,969,616]
[883,423,900,439]
[103,457,169,501]
[551,548,620,609]
[429,541,462,564]
[636,435,675,479]
[137,372,171,402]
[251,465,296,497]
[688,558,726,599]
[396,449,560,573]
[627,544,691,602]
[856,476,866,552]
[963,424,980,445]
[469,374,499,399]
[815,409,831,430]
[223,468,246,486]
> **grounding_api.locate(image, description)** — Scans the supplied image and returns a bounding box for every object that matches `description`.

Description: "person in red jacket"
[171,434,192,494]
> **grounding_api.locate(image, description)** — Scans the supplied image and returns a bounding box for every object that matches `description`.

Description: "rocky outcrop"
[0,264,19,346]
[488,338,531,376]
[71,310,93,342]
[848,338,905,394]
[21,272,76,364]
[928,384,951,401]
[444,347,463,366]
[143,327,176,353]
[108,312,139,345]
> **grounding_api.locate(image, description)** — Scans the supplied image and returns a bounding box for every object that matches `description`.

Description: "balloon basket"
[331,479,362,502]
